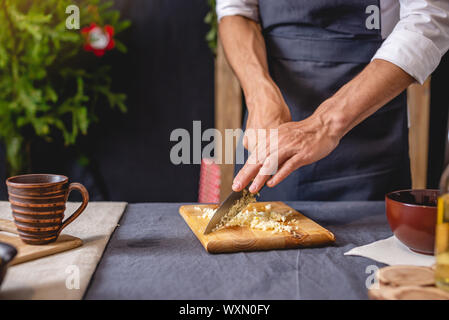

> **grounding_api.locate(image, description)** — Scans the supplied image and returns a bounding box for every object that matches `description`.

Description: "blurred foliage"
[0,0,130,175]
[205,0,217,55]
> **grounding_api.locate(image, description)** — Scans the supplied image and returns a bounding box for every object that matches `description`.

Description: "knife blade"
[203,189,246,235]
[203,186,260,235]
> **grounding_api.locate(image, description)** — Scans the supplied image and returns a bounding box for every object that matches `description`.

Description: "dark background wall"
[83,0,215,202]
[427,53,449,189]
[0,0,215,203]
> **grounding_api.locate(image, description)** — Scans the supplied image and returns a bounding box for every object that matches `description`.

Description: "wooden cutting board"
[179,202,335,253]
[0,219,83,266]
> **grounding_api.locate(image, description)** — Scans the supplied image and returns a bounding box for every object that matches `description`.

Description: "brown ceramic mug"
[6,174,89,245]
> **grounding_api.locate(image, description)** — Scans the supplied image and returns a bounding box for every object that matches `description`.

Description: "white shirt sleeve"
[216,0,260,22]
[373,0,449,84]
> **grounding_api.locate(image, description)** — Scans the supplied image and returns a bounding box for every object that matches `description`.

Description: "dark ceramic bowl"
[385,189,438,255]
[0,242,17,288]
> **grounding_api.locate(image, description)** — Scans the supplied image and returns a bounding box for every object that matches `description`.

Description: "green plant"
[204,0,217,55]
[0,0,130,175]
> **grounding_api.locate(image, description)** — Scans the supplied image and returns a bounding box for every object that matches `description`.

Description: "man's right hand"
[243,81,291,151]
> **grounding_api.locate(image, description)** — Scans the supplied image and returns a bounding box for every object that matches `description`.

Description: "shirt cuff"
[216,5,259,22]
[372,29,441,84]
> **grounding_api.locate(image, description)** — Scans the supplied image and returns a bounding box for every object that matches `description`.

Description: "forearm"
[218,15,283,111]
[315,59,415,139]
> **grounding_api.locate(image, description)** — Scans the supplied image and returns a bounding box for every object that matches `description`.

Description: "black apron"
[236,0,411,201]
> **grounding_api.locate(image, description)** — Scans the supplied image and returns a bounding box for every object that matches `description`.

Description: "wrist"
[312,98,352,140]
[244,76,285,112]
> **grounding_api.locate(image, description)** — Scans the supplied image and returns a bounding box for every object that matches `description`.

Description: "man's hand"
[232,112,341,193]
[243,80,291,151]
[219,15,415,194]
[232,59,414,193]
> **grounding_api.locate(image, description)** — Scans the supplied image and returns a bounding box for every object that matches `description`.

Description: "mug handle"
[59,183,89,234]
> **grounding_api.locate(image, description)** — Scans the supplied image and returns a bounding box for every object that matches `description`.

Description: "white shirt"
[217,0,449,84]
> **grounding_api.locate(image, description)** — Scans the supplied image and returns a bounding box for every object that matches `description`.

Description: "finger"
[232,160,262,192]
[234,129,274,192]
[249,173,271,193]
[267,155,305,187]
[249,149,290,192]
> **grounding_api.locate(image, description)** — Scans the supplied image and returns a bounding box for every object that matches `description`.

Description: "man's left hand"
[232,112,342,193]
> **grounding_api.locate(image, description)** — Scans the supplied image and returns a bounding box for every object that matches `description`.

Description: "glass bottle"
[436,164,449,291]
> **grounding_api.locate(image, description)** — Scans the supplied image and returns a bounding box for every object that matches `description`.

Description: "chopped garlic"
[200,203,297,234]
[211,189,257,232]
[201,207,217,219]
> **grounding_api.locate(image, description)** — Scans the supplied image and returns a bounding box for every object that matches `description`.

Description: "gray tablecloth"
[85,201,391,300]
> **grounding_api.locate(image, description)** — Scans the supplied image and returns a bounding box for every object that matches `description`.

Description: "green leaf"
[114,39,127,53]
[77,106,88,134]
[115,19,131,33]
[206,28,216,42]
[77,154,90,167]
[44,85,58,103]
[5,136,24,176]
[98,1,115,12]
[32,117,50,136]
[204,12,213,24]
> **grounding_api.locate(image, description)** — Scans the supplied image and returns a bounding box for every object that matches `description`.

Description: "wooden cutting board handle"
[0,218,84,266]
[0,218,19,235]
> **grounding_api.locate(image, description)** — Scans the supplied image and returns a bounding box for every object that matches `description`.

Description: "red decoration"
[198,158,221,204]
[81,23,115,57]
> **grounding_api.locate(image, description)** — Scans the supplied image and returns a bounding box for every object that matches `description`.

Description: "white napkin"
[344,236,435,267]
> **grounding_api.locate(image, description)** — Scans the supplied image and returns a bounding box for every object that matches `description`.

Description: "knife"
[203,188,247,235]
[203,185,264,235]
